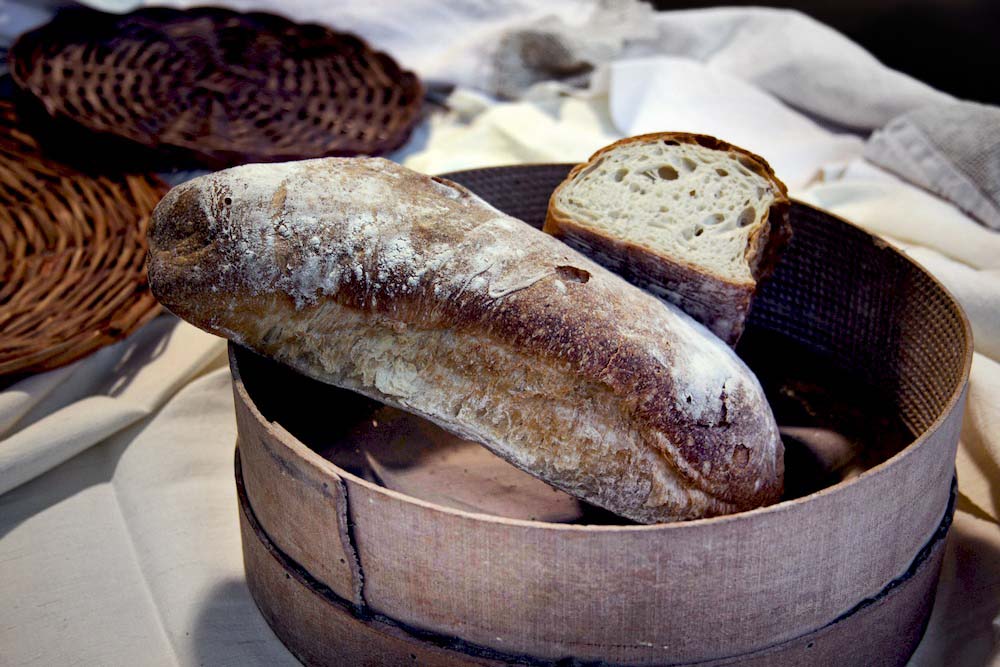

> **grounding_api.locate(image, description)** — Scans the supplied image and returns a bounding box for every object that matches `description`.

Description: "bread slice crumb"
[545,133,790,345]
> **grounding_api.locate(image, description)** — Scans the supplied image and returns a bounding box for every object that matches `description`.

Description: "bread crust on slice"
[545,132,791,345]
[148,157,783,523]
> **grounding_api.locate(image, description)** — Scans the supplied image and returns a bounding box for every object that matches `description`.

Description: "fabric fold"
[865,101,1000,231]
[0,316,226,495]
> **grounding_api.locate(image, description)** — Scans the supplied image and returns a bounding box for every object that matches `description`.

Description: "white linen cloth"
[4,1,999,665]
[865,101,1000,231]
[0,317,225,496]
[140,1,952,129]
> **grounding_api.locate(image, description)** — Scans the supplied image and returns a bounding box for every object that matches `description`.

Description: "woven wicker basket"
[230,165,971,665]
[9,6,424,170]
[0,101,167,378]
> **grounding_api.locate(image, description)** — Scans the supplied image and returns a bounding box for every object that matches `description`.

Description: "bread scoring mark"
[270,181,288,220]
[486,268,552,299]
[555,265,590,283]
[429,175,469,199]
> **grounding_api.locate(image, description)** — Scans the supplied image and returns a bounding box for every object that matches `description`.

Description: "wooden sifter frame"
[230,165,973,666]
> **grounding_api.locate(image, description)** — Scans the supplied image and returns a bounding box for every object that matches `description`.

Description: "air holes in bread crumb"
[738,207,756,227]
[703,213,724,226]
[555,265,590,283]
[716,168,728,177]
[681,157,697,172]
[614,168,628,182]
[738,155,768,178]
[658,165,678,180]
[577,159,604,179]
[663,139,679,146]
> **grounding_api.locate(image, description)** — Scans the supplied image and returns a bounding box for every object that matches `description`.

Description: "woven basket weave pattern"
[10,7,424,169]
[0,102,167,376]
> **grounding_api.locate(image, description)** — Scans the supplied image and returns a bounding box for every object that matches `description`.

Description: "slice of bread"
[544,133,791,345]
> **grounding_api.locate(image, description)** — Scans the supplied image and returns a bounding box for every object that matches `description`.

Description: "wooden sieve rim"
[234,443,956,665]
[228,185,972,532]
[230,161,970,531]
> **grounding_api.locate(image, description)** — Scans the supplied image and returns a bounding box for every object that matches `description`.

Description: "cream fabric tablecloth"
[2,2,998,664]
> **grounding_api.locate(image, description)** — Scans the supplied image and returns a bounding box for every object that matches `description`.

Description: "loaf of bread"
[545,133,791,345]
[148,157,783,522]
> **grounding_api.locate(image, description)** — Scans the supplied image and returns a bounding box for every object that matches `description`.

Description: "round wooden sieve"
[231,165,972,665]
[235,447,954,666]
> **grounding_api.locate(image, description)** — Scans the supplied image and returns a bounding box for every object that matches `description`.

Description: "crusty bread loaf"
[545,133,791,345]
[148,157,783,522]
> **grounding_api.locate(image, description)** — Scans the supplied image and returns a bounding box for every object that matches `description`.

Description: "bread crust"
[544,132,791,345]
[148,157,783,522]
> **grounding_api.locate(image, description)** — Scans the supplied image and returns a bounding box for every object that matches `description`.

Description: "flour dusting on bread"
[148,157,784,523]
